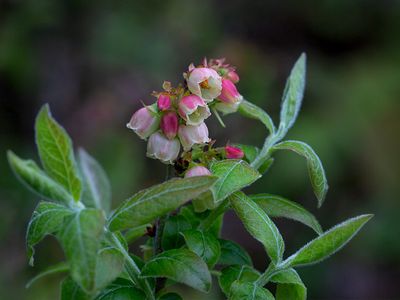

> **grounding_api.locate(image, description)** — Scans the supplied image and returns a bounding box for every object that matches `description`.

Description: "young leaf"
[79,149,112,214]
[27,201,73,265]
[272,140,328,207]
[58,208,105,293]
[230,192,284,264]
[7,151,73,204]
[218,239,253,267]
[95,278,146,300]
[229,281,274,300]
[162,215,192,251]
[141,248,211,292]
[218,265,260,296]
[26,261,69,288]
[250,193,323,235]
[283,214,373,268]
[238,100,276,134]
[210,160,260,203]
[279,53,306,134]
[270,268,306,300]
[108,176,217,231]
[182,229,221,268]
[61,276,91,300]
[95,247,125,291]
[35,104,82,201]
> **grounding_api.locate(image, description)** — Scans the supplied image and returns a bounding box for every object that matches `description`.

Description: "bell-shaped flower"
[178,122,210,151]
[225,145,244,159]
[160,111,179,140]
[187,67,222,102]
[178,95,211,126]
[226,70,240,83]
[127,105,160,140]
[146,131,180,164]
[215,79,243,114]
[185,165,211,178]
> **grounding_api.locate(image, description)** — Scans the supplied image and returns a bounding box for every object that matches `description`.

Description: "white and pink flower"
[187,67,222,102]
[178,122,210,151]
[215,79,243,114]
[178,95,211,126]
[146,131,180,164]
[185,166,211,178]
[127,105,160,140]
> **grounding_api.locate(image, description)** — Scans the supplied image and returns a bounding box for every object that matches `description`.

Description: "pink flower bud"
[187,67,222,102]
[226,70,240,83]
[157,94,171,111]
[178,122,210,151]
[179,95,211,126]
[160,111,179,140]
[127,106,160,140]
[185,166,211,178]
[147,131,180,164]
[225,145,244,159]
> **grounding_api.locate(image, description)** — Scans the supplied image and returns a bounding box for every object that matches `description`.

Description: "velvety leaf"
[230,192,284,264]
[26,261,69,288]
[279,53,306,134]
[95,247,125,291]
[210,160,260,203]
[182,229,221,268]
[284,214,373,267]
[229,281,274,300]
[79,149,112,214]
[238,100,275,134]
[250,193,322,234]
[141,248,211,292]
[35,104,82,201]
[162,215,192,251]
[272,140,328,207]
[218,239,253,266]
[218,265,260,296]
[109,176,217,231]
[58,208,105,293]
[26,201,73,265]
[158,292,183,300]
[192,190,215,212]
[271,268,306,300]
[124,225,149,244]
[61,277,90,300]
[95,278,146,300]
[7,151,73,204]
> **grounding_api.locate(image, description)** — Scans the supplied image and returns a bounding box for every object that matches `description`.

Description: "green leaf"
[95,247,125,291]
[279,53,306,134]
[26,261,69,288]
[158,292,183,300]
[218,239,253,266]
[230,192,284,264]
[141,248,211,292]
[35,104,82,201]
[250,194,322,235]
[108,176,217,231]
[230,281,274,300]
[124,225,149,244]
[238,100,275,134]
[218,265,260,296]
[79,149,112,214]
[162,215,192,251]
[7,151,73,204]
[283,214,373,268]
[210,160,260,203]
[95,278,146,300]
[272,140,328,207]
[61,277,90,300]
[58,208,105,293]
[232,145,275,175]
[26,201,73,265]
[182,229,221,268]
[270,268,306,300]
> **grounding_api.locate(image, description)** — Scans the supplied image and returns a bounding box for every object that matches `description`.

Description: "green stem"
[198,198,230,231]
[255,261,287,287]
[251,129,284,170]
[109,231,155,300]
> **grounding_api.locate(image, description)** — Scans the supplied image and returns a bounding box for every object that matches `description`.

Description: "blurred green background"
[1,0,399,299]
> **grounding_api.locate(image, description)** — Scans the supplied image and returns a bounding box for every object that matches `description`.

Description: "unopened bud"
[185,166,211,178]
[225,145,244,159]
[157,94,171,111]
[160,111,179,140]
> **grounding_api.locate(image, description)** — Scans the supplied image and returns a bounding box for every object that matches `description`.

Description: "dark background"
[1,0,399,299]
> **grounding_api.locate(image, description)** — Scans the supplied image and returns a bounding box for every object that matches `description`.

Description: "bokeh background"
[1,0,399,299]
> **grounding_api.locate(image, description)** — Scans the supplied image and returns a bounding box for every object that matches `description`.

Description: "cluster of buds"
[127,58,243,167]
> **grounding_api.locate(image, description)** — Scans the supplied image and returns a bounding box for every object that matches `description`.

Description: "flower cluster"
[127,58,243,167]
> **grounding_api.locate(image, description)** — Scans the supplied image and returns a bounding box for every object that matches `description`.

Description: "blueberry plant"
[8,54,372,299]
